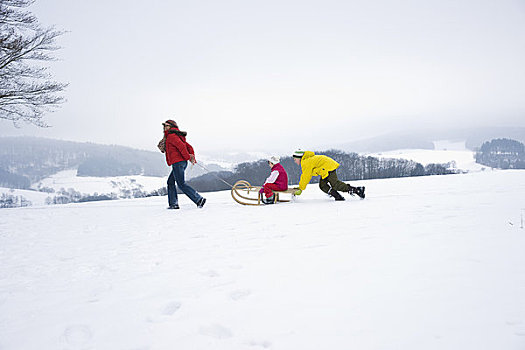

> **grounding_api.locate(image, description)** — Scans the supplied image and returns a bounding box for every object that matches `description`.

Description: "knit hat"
[268,155,280,164]
[162,119,178,128]
[292,149,305,158]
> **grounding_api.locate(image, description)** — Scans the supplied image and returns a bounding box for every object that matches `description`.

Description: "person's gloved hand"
[294,189,302,196]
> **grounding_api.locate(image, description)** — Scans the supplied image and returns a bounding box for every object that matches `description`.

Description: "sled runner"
[231,180,296,206]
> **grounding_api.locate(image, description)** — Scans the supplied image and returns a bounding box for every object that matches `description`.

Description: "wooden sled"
[231,180,296,206]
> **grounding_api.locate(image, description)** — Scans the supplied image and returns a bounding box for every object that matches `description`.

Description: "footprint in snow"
[248,339,272,348]
[230,289,251,301]
[62,324,93,348]
[162,301,182,316]
[513,325,525,337]
[146,301,182,323]
[199,324,233,339]
[201,270,219,277]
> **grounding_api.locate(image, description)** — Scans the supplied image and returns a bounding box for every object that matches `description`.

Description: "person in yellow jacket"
[292,149,365,200]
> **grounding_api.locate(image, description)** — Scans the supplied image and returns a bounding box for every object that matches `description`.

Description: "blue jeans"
[167,161,202,206]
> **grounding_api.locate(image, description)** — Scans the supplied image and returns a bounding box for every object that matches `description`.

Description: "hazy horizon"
[1,0,524,154]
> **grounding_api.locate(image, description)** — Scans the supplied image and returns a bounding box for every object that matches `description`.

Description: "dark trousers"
[167,161,202,205]
[318,170,351,194]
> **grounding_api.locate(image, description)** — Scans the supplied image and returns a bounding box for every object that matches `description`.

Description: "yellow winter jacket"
[298,151,340,190]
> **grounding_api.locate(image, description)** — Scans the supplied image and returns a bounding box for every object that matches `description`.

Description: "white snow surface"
[1,170,525,350]
[368,140,486,172]
[32,169,166,195]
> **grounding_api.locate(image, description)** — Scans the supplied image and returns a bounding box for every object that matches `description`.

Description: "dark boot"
[328,189,345,201]
[349,186,365,199]
[197,197,206,208]
[262,194,275,204]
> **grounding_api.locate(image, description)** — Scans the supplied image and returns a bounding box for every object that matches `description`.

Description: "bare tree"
[0,0,67,126]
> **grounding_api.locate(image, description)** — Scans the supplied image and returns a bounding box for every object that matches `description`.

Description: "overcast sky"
[1,0,524,155]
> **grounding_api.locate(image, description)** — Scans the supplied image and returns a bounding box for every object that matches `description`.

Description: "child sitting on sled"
[260,156,288,204]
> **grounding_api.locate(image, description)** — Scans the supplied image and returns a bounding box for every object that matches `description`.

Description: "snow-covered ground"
[368,140,486,172]
[32,169,167,195]
[1,170,525,350]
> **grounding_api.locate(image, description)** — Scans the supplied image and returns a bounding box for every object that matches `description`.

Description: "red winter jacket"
[264,163,288,190]
[164,127,195,166]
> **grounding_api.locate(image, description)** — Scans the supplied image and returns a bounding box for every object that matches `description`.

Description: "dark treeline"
[475,138,525,169]
[0,193,32,208]
[0,137,168,188]
[76,157,144,177]
[0,168,30,189]
[188,150,455,192]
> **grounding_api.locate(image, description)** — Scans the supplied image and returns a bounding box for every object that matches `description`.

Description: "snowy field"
[32,170,167,195]
[1,170,525,350]
[368,140,485,172]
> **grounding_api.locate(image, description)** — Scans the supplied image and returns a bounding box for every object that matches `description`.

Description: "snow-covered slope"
[1,170,525,350]
[368,140,485,172]
[32,169,167,195]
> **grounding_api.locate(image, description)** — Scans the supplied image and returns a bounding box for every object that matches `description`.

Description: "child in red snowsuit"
[260,156,288,204]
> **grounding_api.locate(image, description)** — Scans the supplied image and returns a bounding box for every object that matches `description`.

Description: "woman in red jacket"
[160,120,206,209]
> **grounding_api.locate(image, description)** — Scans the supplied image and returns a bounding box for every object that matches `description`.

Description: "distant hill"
[475,138,525,169]
[0,137,226,189]
[336,127,525,153]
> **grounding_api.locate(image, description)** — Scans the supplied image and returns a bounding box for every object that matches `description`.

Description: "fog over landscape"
[1,0,524,153]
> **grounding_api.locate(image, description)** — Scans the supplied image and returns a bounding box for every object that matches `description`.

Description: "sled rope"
[194,162,235,188]
[194,163,294,206]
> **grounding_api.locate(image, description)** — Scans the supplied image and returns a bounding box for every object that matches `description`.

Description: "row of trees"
[475,138,525,169]
[0,192,31,207]
[45,186,168,205]
[0,185,169,208]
